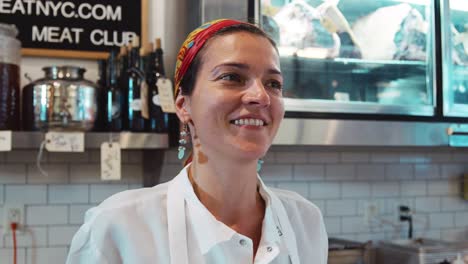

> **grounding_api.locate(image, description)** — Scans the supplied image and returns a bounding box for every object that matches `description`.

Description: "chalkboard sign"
[0,0,148,59]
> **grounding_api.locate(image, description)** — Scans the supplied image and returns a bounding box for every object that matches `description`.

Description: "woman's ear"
[175,93,191,123]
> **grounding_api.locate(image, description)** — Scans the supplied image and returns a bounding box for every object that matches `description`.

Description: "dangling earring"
[178,123,190,160]
[257,159,264,172]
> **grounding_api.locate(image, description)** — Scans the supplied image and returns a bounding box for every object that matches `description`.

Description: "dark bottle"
[117,45,129,81]
[105,50,123,131]
[146,38,170,133]
[97,59,107,88]
[94,59,107,131]
[124,37,146,132]
[117,45,129,129]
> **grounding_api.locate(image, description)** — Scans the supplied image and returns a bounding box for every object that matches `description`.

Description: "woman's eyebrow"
[211,63,282,76]
[211,62,249,75]
[268,68,282,75]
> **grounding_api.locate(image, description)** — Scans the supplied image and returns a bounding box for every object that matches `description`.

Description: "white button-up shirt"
[66,165,328,264]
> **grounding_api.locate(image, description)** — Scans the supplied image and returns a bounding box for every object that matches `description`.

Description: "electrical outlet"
[364,201,379,225]
[2,204,24,235]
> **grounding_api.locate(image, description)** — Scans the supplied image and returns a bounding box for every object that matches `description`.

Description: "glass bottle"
[106,50,123,131]
[125,36,146,132]
[117,45,129,129]
[145,38,170,133]
[94,59,107,131]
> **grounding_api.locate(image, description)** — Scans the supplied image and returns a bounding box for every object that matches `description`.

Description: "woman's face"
[178,31,284,161]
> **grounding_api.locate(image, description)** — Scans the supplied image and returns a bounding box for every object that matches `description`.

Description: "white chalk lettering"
[92,4,106,20]
[60,27,73,43]
[48,26,60,42]
[61,2,74,18]
[32,25,83,44]
[32,25,47,41]
[47,1,61,17]
[71,28,83,43]
[23,0,33,14]
[90,30,138,47]
[1,0,122,21]
[0,0,11,13]
[108,5,121,21]
[36,0,48,16]
[11,0,24,14]
[78,3,91,19]
[90,29,103,45]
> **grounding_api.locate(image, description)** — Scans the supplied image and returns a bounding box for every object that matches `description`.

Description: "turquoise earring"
[257,159,264,172]
[178,124,190,160]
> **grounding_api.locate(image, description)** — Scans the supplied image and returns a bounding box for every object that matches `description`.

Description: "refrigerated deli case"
[193,0,468,146]
[262,0,437,116]
[441,0,468,117]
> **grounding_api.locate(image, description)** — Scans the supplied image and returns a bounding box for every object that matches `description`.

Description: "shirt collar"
[176,165,283,255]
[257,176,283,246]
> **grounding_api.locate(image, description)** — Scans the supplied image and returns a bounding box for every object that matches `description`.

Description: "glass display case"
[260,0,436,116]
[441,0,468,117]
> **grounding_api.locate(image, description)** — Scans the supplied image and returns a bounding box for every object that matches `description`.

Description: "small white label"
[152,95,161,106]
[101,142,121,181]
[0,131,12,151]
[130,99,142,111]
[334,92,350,101]
[157,78,177,113]
[45,132,84,152]
[141,81,149,119]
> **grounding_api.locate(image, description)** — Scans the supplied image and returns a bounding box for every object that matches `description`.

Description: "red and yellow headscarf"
[174,19,249,96]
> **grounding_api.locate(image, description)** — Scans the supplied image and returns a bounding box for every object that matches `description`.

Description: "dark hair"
[179,23,278,96]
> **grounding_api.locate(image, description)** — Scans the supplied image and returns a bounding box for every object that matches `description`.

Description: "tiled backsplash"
[1,147,468,264]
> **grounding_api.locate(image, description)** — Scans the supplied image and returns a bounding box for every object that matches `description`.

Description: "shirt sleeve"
[319,212,329,263]
[66,224,110,264]
[66,207,111,264]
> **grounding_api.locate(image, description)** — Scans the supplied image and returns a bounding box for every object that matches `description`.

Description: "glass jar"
[22,66,100,131]
[0,23,21,130]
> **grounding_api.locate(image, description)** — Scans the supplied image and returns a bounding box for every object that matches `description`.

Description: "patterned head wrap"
[174,19,249,96]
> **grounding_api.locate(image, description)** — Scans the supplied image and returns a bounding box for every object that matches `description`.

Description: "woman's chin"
[233,144,269,161]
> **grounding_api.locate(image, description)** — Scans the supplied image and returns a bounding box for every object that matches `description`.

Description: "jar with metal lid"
[0,23,21,130]
[22,66,100,131]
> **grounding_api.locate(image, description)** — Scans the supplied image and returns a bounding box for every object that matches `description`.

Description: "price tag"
[141,81,150,119]
[0,131,12,151]
[101,142,121,181]
[45,132,84,152]
[157,77,177,113]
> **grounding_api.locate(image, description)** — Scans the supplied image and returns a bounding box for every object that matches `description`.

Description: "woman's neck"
[188,157,263,225]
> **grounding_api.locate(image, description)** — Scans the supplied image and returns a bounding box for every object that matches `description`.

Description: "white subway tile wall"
[0,148,467,264]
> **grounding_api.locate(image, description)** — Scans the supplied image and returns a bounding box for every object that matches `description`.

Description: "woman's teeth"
[233,119,265,126]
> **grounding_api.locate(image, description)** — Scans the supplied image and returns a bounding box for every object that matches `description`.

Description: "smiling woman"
[66,19,328,264]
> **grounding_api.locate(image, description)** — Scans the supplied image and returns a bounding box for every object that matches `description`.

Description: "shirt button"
[267,246,273,252]
[239,239,247,246]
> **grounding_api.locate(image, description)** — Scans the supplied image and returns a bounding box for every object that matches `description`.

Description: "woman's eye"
[266,80,283,90]
[219,73,242,82]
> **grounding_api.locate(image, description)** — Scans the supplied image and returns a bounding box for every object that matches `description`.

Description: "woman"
[67,19,328,264]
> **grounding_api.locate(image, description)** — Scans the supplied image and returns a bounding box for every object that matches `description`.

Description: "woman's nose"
[243,80,270,107]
